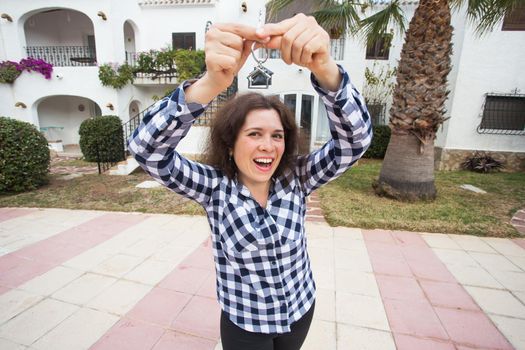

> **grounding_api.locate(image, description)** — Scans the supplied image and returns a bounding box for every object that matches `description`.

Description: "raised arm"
[259,14,372,195]
[128,23,265,205]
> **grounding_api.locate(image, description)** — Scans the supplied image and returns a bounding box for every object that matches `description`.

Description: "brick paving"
[0,208,524,350]
[306,191,328,224]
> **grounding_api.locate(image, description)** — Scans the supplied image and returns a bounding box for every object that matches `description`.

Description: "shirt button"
[272,261,277,266]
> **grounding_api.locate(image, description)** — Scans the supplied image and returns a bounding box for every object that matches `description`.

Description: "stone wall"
[435,148,525,172]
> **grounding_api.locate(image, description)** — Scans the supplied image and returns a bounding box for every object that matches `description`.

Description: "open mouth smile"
[253,157,274,172]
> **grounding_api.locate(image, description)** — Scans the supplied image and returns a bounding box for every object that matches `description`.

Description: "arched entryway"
[36,95,102,146]
[23,9,96,66]
[124,20,138,65]
[129,100,141,119]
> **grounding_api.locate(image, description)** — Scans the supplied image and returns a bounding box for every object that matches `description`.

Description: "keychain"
[247,9,273,89]
[247,43,273,89]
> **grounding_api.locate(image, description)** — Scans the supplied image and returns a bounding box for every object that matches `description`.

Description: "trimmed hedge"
[79,115,125,162]
[0,117,50,192]
[363,125,391,159]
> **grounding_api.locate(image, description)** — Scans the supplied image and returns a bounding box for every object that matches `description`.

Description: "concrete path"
[0,208,524,350]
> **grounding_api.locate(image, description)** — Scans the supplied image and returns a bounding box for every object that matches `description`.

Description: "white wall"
[443,21,525,152]
[1,0,524,156]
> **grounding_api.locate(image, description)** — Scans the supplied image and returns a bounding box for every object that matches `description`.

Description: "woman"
[128,14,372,350]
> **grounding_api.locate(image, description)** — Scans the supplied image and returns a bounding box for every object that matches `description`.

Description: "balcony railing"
[25,46,97,67]
[125,51,178,83]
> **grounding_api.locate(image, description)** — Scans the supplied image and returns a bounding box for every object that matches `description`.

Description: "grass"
[318,159,525,237]
[1,158,523,237]
[52,158,95,167]
[0,171,204,216]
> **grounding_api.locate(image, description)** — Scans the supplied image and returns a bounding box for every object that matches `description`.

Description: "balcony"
[23,9,97,67]
[25,46,96,67]
[126,51,179,86]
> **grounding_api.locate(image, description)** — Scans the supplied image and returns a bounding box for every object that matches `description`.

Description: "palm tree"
[267,0,521,201]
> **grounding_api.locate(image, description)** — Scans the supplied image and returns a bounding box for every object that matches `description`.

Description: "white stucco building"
[0,0,523,170]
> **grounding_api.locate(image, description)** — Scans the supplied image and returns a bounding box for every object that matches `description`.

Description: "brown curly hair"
[203,93,298,179]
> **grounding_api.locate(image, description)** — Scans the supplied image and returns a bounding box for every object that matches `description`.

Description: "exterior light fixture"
[97,11,107,20]
[1,13,13,22]
[15,102,27,108]
[106,103,114,110]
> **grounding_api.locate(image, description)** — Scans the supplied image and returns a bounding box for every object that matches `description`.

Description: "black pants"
[220,303,315,350]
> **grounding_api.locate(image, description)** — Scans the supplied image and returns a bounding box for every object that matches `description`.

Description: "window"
[366,102,387,125]
[265,38,344,60]
[502,4,525,31]
[478,94,525,135]
[172,32,195,50]
[365,35,391,60]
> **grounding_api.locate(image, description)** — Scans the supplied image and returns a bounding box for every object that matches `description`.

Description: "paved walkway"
[0,208,524,350]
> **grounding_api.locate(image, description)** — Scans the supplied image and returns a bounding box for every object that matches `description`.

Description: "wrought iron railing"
[195,77,238,126]
[477,93,525,135]
[25,46,96,66]
[96,143,121,175]
[125,51,178,81]
[118,76,238,170]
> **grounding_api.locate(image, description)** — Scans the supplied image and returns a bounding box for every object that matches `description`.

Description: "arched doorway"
[129,100,141,119]
[123,20,138,65]
[37,95,101,146]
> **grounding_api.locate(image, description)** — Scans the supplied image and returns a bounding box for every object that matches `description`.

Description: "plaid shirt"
[128,66,372,334]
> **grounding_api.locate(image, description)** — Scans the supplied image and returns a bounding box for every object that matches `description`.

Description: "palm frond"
[358,0,406,45]
[266,0,297,21]
[311,3,363,37]
[451,0,522,35]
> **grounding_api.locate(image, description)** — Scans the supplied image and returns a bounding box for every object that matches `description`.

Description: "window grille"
[365,35,391,60]
[478,93,525,135]
[502,4,525,31]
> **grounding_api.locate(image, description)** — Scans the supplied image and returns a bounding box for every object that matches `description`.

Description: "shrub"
[18,57,53,79]
[174,49,205,81]
[363,125,391,159]
[462,151,503,173]
[79,116,125,162]
[98,63,134,89]
[0,117,50,193]
[0,61,22,83]
[134,48,205,80]
[0,58,53,84]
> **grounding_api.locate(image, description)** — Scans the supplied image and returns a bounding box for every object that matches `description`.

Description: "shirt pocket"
[220,203,271,254]
[272,190,305,244]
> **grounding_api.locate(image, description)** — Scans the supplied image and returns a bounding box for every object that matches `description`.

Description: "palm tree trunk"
[374,0,452,201]
[374,133,436,200]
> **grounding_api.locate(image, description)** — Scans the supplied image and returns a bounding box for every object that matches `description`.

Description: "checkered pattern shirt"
[128,66,372,334]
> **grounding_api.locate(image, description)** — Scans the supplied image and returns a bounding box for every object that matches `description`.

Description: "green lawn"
[319,159,525,237]
[0,171,204,216]
[1,158,523,237]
